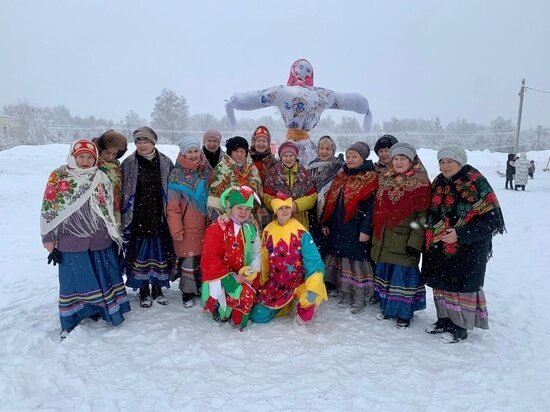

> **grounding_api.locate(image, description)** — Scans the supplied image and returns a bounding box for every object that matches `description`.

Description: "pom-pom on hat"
[133,126,157,144]
[278,140,299,158]
[178,136,201,154]
[225,136,249,156]
[390,142,417,162]
[347,141,370,160]
[72,139,98,162]
[437,145,467,166]
[374,134,398,154]
[220,185,261,211]
[271,192,294,214]
[203,129,222,144]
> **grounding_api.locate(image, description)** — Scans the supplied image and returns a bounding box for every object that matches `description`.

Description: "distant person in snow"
[422,145,505,343]
[371,142,431,328]
[321,142,378,313]
[250,193,327,325]
[202,129,225,169]
[505,153,517,189]
[528,160,535,179]
[121,127,175,308]
[373,134,398,173]
[92,130,128,227]
[40,139,130,340]
[514,153,530,191]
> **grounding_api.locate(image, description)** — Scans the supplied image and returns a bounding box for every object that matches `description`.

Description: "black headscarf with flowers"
[425,164,505,256]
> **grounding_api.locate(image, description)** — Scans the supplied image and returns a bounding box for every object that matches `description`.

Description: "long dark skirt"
[58,247,130,331]
[375,262,426,320]
[125,237,173,289]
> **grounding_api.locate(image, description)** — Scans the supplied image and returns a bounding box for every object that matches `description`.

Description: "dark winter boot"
[396,318,411,328]
[152,284,168,305]
[350,287,366,314]
[440,323,468,343]
[337,292,352,308]
[182,292,195,308]
[89,313,101,322]
[139,285,153,308]
[425,317,451,334]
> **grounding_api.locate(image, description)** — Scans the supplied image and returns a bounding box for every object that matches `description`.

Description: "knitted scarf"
[425,165,506,256]
[373,157,431,240]
[321,161,378,224]
[168,153,212,215]
[40,149,121,248]
[263,161,315,200]
[203,146,222,169]
[209,154,262,198]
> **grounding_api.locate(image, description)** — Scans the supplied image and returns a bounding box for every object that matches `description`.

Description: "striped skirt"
[375,262,426,320]
[125,237,173,288]
[325,255,374,297]
[171,255,201,295]
[433,288,489,330]
[58,247,130,331]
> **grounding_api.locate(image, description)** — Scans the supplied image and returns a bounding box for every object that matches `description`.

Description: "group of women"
[41,125,505,343]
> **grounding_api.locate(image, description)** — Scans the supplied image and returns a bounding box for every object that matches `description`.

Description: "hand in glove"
[47,248,63,266]
[307,291,317,304]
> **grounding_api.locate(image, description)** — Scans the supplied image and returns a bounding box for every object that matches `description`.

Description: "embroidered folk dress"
[250,218,327,324]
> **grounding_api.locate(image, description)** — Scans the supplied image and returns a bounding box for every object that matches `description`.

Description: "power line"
[525,86,550,95]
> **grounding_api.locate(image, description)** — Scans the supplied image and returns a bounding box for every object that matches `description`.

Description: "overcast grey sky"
[2,0,549,128]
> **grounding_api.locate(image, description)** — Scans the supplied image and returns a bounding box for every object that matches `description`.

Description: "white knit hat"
[437,145,467,166]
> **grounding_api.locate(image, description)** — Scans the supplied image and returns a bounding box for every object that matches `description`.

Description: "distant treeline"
[1,90,548,153]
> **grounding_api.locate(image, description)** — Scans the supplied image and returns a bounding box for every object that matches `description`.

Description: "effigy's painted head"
[287,58,314,87]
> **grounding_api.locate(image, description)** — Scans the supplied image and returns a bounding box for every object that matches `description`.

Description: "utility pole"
[514,78,526,154]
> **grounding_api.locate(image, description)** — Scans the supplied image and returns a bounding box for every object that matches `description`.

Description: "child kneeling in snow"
[200,186,261,331]
[41,140,130,339]
[251,194,328,325]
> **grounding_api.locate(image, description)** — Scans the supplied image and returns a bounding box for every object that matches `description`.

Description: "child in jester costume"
[250,193,328,325]
[200,185,261,330]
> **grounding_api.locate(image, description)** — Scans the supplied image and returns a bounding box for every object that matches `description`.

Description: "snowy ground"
[1,144,549,412]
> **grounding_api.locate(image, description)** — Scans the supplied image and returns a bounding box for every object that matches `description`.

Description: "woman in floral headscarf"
[422,145,505,343]
[41,139,130,339]
[306,135,344,258]
[207,136,262,219]
[371,142,431,328]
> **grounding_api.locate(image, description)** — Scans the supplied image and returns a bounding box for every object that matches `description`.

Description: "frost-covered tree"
[188,113,219,132]
[2,101,54,145]
[124,110,147,129]
[338,116,362,133]
[150,89,189,142]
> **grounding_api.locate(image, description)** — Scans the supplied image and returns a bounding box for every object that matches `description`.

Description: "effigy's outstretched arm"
[225,87,277,128]
[333,92,373,133]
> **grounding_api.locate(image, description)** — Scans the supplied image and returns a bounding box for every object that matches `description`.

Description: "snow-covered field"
[1,144,549,411]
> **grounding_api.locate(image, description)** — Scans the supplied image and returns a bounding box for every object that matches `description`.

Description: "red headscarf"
[287,58,314,87]
[373,157,431,240]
